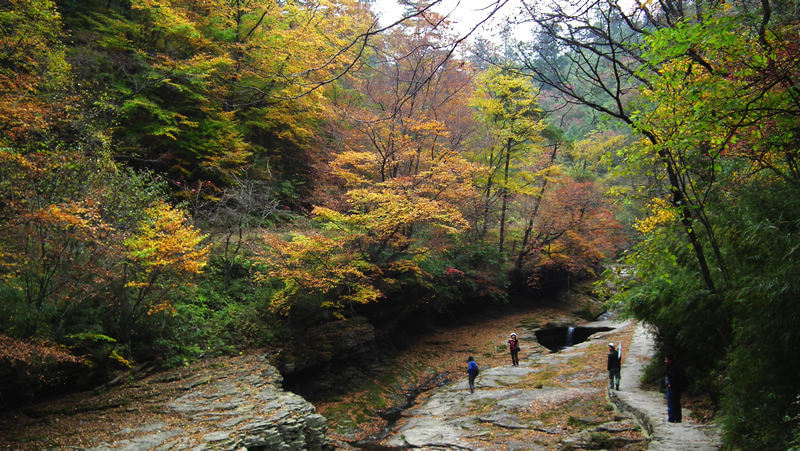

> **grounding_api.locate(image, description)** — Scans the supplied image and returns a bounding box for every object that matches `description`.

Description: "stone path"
[609,322,723,450]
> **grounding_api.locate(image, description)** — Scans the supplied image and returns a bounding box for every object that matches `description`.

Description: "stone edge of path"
[609,382,655,436]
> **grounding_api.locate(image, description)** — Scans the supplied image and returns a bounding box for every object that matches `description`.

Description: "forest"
[0,0,798,448]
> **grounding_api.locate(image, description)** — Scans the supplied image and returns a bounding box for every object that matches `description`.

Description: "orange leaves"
[146,300,176,316]
[0,0,70,143]
[325,115,476,246]
[1,195,118,307]
[329,149,377,187]
[27,202,110,241]
[523,178,624,277]
[0,334,82,367]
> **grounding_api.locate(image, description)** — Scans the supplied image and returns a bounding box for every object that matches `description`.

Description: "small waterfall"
[536,326,614,352]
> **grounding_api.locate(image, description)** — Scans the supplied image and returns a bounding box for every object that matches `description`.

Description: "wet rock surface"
[0,353,329,450]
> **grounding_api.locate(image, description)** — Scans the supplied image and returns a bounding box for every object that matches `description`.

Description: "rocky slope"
[0,353,328,449]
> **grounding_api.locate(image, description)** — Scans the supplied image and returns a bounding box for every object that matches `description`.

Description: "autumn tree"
[260,117,476,317]
[119,200,209,340]
[471,67,546,252]
[256,14,500,318]
[56,0,376,196]
[517,0,800,446]
[0,148,208,354]
[0,0,71,143]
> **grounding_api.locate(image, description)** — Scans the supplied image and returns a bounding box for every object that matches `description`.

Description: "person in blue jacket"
[467,356,479,393]
[665,355,687,423]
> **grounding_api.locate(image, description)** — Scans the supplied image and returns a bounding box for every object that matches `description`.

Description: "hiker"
[607,342,621,390]
[664,355,687,423]
[467,356,479,393]
[508,333,520,366]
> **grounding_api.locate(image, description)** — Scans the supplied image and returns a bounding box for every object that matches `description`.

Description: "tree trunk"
[499,138,512,253]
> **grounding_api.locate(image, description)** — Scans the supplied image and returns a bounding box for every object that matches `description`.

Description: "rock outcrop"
[99,354,329,450]
[0,353,330,450]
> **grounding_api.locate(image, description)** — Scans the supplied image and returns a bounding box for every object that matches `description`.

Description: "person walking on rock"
[467,356,479,393]
[607,342,621,390]
[508,333,520,366]
[665,355,687,423]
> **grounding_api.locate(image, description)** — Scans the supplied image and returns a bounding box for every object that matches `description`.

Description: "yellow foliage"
[259,231,382,315]
[634,198,678,234]
[110,350,134,369]
[387,259,425,276]
[329,149,376,187]
[572,132,626,171]
[124,201,209,275]
[147,300,176,316]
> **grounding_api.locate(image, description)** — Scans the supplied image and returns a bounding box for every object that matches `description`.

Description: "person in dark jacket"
[665,355,687,423]
[607,343,621,390]
[467,356,479,393]
[508,333,520,366]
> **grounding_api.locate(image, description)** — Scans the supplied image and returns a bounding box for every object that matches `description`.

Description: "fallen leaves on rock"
[318,290,650,450]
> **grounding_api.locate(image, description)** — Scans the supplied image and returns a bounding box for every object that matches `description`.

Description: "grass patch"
[523,368,562,388]
[588,431,616,448]
[468,397,498,414]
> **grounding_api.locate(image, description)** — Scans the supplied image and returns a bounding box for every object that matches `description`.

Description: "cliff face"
[0,353,330,450]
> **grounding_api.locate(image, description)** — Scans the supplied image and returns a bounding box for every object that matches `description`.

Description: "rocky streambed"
[377,320,646,449]
[308,295,649,449]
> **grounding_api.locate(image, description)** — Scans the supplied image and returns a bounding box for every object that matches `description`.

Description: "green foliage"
[716,180,800,449]
[64,332,131,372]
[0,148,210,370]
[595,0,800,445]
[437,242,510,304]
